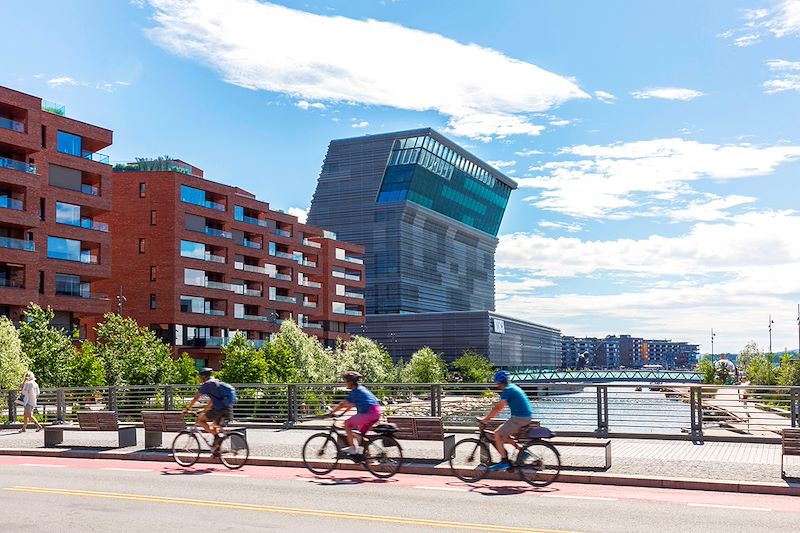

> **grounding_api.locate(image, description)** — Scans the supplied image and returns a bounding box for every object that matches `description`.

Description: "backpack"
[212,381,238,407]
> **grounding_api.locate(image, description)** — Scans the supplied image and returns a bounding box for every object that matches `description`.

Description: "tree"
[695,357,716,384]
[340,336,392,382]
[451,350,493,383]
[95,313,177,385]
[264,337,298,383]
[275,320,337,383]
[68,342,106,387]
[737,341,761,373]
[778,353,800,387]
[17,304,75,387]
[386,358,411,383]
[0,316,27,389]
[217,333,268,384]
[747,354,777,386]
[174,352,200,385]
[406,347,447,383]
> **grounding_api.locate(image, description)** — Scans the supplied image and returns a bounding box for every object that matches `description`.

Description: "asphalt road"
[0,456,797,532]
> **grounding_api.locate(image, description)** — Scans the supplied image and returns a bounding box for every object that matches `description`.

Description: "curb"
[2,447,798,496]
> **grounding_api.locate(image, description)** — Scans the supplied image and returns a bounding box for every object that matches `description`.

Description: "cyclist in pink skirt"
[330,371,381,455]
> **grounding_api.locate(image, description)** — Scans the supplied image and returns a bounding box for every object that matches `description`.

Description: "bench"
[781,428,800,478]
[142,411,187,448]
[44,411,136,448]
[483,419,611,469]
[387,416,455,460]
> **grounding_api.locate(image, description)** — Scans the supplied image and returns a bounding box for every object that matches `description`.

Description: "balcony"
[237,214,268,227]
[0,197,23,211]
[184,251,225,264]
[242,314,269,322]
[342,309,363,316]
[55,285,108,300]
[0,278,23,289]
[80,253,99,264]
[302,239,321,248]
[302,301,318,309]
[80,150,110,165]
[42,100,65,116]
[205,227,232,239]
[300,280,322,289]
[301,322,323,329]
[0,236,35,251]
[271,250,294,260]
[0,156,36,174]
[236,263,267,274]
[241,288,262,297]
[243,239,262,249]
[332,271,361,281]
[271,272,292,281]
[274,228,291,238]
[341,255,364,265]
[0,116,24,132]
[344,291,364,299]
[204,280,235,292]
[299,259,317,268]
[205,309,226,317]
[271,295,296,304]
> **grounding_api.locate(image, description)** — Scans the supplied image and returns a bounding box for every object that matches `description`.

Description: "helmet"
[493,370,510,383]
[342,371,363,383]
[198,367,213,377]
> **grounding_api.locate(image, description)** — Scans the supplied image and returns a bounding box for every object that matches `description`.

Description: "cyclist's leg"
[196,411,214,435]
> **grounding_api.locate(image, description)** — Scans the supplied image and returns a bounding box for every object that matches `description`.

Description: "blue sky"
[4,0,800,354]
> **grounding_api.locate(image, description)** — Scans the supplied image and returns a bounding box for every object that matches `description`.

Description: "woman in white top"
[19,372,43,432]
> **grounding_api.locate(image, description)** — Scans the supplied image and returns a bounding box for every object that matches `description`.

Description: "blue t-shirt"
[199,379,226,410]
[500,383,533,417]
[346,385,380,414]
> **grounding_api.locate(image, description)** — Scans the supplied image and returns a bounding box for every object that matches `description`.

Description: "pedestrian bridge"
[509,369,702,383]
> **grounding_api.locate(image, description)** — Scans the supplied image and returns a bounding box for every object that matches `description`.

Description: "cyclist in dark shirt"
[329,371,381,455]
[183,367,231,452]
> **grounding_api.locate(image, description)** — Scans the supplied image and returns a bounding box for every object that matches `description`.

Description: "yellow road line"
[3,486,578,533]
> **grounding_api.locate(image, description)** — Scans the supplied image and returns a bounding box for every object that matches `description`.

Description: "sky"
[3,0,799,354]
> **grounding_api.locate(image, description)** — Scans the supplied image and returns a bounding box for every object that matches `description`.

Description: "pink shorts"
[345,405,381,434]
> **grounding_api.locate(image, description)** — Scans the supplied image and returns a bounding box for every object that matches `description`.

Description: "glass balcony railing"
[301,322,323,329]
[302,301,318,308]
[0,236,35,251]
[343,309,363,316]
[244,288,262,297]
[80,183,100,196]
[271,295,296,304]
[302,239,322,248]
[0,116,25,132]
[205,309,226,317]
[271,272,292,281]
[342,256,364,265]
[271,250,294,260]
[242,314,269,322]
[236,214,268,227]
[274,228,291,238]
[0,156,36,174]
[300,280,322,289]
[243,239,262,249]
[344,291,365,299]
[203,199,225,211]
[235,263,266,274]
[80,253,99,264]
[81,150,110,165]
[55,283,108,300]
[42,100,66,116]
[332,271,361,281]
[205,227,232,239]
[81,218,109,232]
[0,278,23,289]
[0,197,23,210]
[204,280,234,291]
[299,259,317,268]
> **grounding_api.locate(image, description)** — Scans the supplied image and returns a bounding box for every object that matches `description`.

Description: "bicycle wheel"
[171,431,201,467]
[363,435,403,479]
[219,432,249,470]
[517,441,561,487]
[302,433,339,475]
[448,438,492,483]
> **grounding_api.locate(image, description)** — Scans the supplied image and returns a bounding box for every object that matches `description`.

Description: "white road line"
[413,486,470,492]
[207,472,250,478]
[101,467,153,472]
[543,495,618,502]
[20,463,67,468]
[687,503,771,512]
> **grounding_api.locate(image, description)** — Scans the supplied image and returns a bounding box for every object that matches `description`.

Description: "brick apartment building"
[0,86,112,332]
[96,160,365,367]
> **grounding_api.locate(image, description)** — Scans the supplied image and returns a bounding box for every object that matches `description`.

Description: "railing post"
[164,385,173,411]
[689,386,703,438]
[56,389,66,423]
[430,384,441,417]
[595,385,608,435]
[791,388,799,428]
[7,391,16,425]
[287,384,297,423]
[108,387,118,413]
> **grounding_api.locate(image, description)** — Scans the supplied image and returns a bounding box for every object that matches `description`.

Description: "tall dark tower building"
[308,128,516,315]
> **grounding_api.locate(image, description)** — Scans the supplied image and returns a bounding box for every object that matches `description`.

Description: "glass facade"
[47,236,81,262]
[376,135,512,236]
[180,240,206,260]
[55,201,81,226]
[57,131,82,157]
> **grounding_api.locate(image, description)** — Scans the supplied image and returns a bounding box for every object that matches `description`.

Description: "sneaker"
[487,459,512,472]
[517,450,531,463]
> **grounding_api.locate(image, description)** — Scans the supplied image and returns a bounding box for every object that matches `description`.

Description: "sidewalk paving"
[1,426,798,492]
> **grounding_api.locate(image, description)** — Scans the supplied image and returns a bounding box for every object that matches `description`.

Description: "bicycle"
[301,414,404,479]
[448,419,561,487]
[171,413,250,470]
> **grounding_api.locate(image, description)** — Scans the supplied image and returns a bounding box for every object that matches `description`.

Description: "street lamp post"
[711,328,715,363]
[796,304,799,358]
[116,286,126,315]
[769,314,775,356]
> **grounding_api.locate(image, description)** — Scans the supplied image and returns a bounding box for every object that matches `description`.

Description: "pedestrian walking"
[19,372,43,432]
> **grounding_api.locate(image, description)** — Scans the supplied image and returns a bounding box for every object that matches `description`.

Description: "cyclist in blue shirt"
[183,367,231,453]
[329,371,381,455]
[479,370,533,471]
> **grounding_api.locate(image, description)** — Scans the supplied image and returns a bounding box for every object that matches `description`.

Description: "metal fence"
[3,383,798,439]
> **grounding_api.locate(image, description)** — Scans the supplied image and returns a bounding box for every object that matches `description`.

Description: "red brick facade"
[95,164,365,368]
[0,86,113,331]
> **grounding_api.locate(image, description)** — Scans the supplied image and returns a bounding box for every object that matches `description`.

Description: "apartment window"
[138,238,145,254]
[150,265,157,282]
[55,274,85,297]
[234,303,244,319]
[39,271,44,294]
[56,131,82,157]
[184,268,205,287]
[139,182,146,198]
[39,198,45,221]
[150,294,157,310]
[55,201,81,226]
[180,295,205,314]
[180,240,206,260]
[47,236,81,262]
[150,210,156,225]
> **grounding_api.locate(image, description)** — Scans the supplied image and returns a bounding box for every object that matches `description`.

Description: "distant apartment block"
[0,86,112,333]
[561,334,699,369]
[96,160,365,368]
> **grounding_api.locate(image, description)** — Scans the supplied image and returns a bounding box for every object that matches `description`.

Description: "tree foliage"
[737,341,761,373]
[406,347,447,383]
[747,353,777,386]
[777,353,800,387]
[174,352,200,385]
[69,342,106,387]
[0,316,27,389]
[276,320,337,383]
[18,304,75,387]
[339,335,392,382]
[95,314,177,385]
[217,333,268,384]
[450,350,493,383]
[264,337,298,383]
[695,357,716,384]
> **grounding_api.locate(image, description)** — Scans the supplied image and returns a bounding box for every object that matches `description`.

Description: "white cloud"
[766,59,800,70]
[549,119,571,127]
[46,76,130,92]
[146,0,589,140]
[351,121,369,128]
[486,159,516,169]
[763,58,800,93]
[538,220,583,233]
[295,100,326,110]
[495,210,800,352]
[722,1,800,46]
[593,90,617,103]
[288,207,309,223]
[515,148,543,157]
[631,87,704,101]
[47,76,79,88]
[734,34,761,47]
[518,137,800,219]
